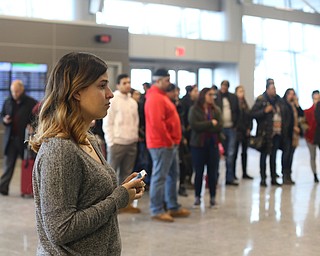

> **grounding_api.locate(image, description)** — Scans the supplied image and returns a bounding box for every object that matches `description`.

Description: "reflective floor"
[0,139,319,256]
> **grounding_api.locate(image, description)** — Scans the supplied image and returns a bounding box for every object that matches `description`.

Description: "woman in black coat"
[233,85,253,180]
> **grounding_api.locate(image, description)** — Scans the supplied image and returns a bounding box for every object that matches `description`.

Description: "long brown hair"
[235,85,249,111]
[196,87,217,111]
[29,52,108,152]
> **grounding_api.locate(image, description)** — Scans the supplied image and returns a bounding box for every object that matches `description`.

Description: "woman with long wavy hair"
[29,52,145,255]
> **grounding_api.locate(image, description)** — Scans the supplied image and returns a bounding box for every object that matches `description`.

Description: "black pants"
[281,139,295,180]
[178,142,192,186]
[260,135,281,182]
[234,137,249,178]
[0,137,21,194]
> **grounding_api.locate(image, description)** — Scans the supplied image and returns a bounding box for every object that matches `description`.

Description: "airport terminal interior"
[0,1,320,255]
[0,140,320,256]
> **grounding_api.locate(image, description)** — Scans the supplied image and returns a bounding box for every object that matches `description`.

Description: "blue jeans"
[222,128,237,183]
[134,141,153,185]
[148,146,180,216]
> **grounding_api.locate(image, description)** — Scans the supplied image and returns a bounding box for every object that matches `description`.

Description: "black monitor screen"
[0,62,48,110]
[0,62,11,90]
[11,63,47,91]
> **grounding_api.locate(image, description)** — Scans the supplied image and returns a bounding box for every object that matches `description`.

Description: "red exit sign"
[175,46,185,57]
[95,34,112,43]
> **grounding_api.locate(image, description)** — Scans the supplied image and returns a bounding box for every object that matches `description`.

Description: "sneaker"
[152,213,174,222]
[119,204,141,214]
[243,174,253,180]
[226,180,239,186]
[209,198,218,209]
[271,180,282,186]
[0,191,8,196]
[260,180,267,187]
[178,186,188,197]
[283,178,295,185]
[193,197,201,208]
[167,207,191,218]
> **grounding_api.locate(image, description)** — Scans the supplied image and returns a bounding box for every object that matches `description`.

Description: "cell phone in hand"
[130,170,147,183]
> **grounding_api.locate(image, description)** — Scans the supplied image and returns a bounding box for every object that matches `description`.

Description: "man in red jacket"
[145,69,190,222]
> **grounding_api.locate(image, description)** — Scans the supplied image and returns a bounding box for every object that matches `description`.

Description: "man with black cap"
[145,69,191,222]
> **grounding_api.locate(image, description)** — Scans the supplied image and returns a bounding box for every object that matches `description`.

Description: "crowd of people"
[98,72,320,213]
[98,73,320,210]
[1,53,320,253]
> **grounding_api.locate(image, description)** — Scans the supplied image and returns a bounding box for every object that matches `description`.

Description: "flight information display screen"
[11,63,47,90]
[0,62,11,89]
[0,62,47,109]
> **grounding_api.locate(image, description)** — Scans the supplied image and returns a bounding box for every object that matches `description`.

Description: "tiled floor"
[0,139,319,256]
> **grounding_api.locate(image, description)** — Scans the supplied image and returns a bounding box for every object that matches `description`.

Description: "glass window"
[100,0,223,41]
[289,22,303,52]
[253,0,285,8]
[200,11,223,41]
[295,53,320,109]
[144,4,181,37]
[254,50,294,97]
[0,0,73,20]
[290,0,320,13]
[303,24,320,54]
[130,69,152,92]
[242,16,263,46]
[98,0,144,34]
[262,19,289,51]
[31,0,73,20]
[252,0,320,13]
[198,68,213,91]
[177,70,196,97]
[181,8,200,39]
[168,70,176,84]
[244,16,320,108]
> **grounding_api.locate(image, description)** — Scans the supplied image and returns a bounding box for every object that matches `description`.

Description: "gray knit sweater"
[32,137,129,255]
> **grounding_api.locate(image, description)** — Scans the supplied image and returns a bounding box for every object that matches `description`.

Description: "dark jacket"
[250,92,289,153]
[215,91,239,128]
[283,100,304,140]
[180,94,194,142]
[188,104,223,147]
[314,102,320,145]
[236,99,252,141]
[138,93,146,140]
[1,93,37,156]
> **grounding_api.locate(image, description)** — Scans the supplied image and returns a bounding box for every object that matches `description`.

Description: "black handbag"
[248,135,264,151]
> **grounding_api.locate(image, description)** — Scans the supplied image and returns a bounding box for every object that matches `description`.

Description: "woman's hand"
[211,119,218,126]
[122,173,146,203]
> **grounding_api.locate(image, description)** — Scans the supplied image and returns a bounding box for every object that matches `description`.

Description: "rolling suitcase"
[21,129,35,197]
[21,155,34,197]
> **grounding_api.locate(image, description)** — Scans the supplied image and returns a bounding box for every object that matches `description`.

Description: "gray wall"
[0,16,129,159]
[129,34,256,106]
[0,16,129,71]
